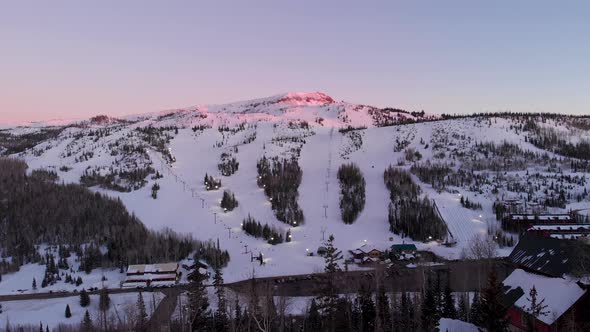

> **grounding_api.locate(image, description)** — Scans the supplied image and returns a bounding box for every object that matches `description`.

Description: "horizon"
[2,90,589,126]
[2,1,590,123]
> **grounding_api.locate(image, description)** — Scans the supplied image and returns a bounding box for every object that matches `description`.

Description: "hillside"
[1,92,589,284]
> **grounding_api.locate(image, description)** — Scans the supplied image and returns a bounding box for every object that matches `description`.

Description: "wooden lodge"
[123,262,180,287]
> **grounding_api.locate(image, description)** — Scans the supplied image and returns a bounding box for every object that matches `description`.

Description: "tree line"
[384,166,447,241]
[337,163,366,224]
[257,156,304,226]
[0,157,228,276]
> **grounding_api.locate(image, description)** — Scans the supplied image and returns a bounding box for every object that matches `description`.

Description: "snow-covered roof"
[510,214,572,221]
[529,224,590,231]
[127,262,179,274]
[508,233,586,277]
[503,269,586,325]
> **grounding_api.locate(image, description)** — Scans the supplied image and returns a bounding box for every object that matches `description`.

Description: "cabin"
[502,269,589,332]
[348,245,383,264]
[390,243,417,260]
[502,214,574,233]
[123,262,180,287]
[503,233,590,330]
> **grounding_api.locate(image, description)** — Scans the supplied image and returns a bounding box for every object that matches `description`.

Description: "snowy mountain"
[1,92,589,284]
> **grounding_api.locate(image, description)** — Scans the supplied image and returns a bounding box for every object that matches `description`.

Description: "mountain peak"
[275,92,335,105]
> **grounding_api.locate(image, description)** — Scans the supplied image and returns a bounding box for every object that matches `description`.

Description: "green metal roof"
[391,244,417,251]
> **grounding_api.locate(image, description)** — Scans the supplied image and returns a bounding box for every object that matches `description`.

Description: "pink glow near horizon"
[1,1,589,123]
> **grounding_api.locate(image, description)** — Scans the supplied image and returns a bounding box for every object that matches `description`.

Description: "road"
[0,258,513,303]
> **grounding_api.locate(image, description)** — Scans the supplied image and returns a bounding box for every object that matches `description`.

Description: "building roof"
[502,269,586,325]
[528,224,590,231]
[391,244,417,251]
[127,262,179,274]
[507,233,586,277]
[509,214,572,222]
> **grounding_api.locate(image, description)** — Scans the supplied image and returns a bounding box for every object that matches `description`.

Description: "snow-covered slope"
[3,93,590,284]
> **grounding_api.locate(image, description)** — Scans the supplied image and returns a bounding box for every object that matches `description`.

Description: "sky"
[1,1,589,123]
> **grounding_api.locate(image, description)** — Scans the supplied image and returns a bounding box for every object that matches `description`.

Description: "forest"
[337,163,366,224]
[0,158,228,275]
[256,156,304,226]
[384,166,447,241]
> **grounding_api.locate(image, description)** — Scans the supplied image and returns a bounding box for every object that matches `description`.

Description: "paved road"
[147,288,182,332]
[0,258,513,303]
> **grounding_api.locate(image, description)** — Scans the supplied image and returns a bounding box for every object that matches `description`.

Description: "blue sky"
[1,1,589,122]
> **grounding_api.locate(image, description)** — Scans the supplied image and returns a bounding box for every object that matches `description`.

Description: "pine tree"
[99,287,110,311]
[480,270,508,332]
[80,288,90,307]
[213,267,228,332]
[187,263,210,331]
[81,309,93,331]
[525,285,549,331]
[151,182,160,199]
[136,292,148,330]
[32,278,37,290]
[99,287,110,329]
[470,291,482,326]
[376,284,392,332]
[399,292,413,331]
[442,281,457,319]
[457,292,470,322]
[421,276,439,332]
[359,285,376,332]
[306,299,322,332]
[316,235,343,332]
[65,304,72,318]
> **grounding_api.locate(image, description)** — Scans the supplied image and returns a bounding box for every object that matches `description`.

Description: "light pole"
[214,212,217,224]
[323,205,328,218]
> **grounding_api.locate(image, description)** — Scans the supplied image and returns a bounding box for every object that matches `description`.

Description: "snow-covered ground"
[438,318,479,332]
[0,291,165,329]
[4,93,589,286]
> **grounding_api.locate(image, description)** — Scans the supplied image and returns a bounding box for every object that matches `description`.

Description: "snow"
[0,291,165,329]
[7,94,589,288]
[0,260,124,296]
[438,318,479,332]
[502,269,586,325]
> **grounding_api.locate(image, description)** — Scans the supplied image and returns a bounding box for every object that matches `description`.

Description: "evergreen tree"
[213,267,228,332]
[136,292,148,330]
[359,285,376,332]
[187,263,210,331]
[98,287,110,329]
[470,291,482,326]
[65,304,72,318]
[479,270,508,332]
[32,278,37,290]
[525,285,549,331]
[457,292,470,322]
[151,182,160,199]
[399,292,413,331]
[305,299,322,332]
[80,288,90,307]
[81,309,93,331]
[99,287,110,311]
[316,235,343,332]
[421,276,439,332]
[442,280,457,319]
[376,284,392,332]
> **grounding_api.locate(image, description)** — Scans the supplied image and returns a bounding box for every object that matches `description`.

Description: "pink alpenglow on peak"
[275,92,335,106]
